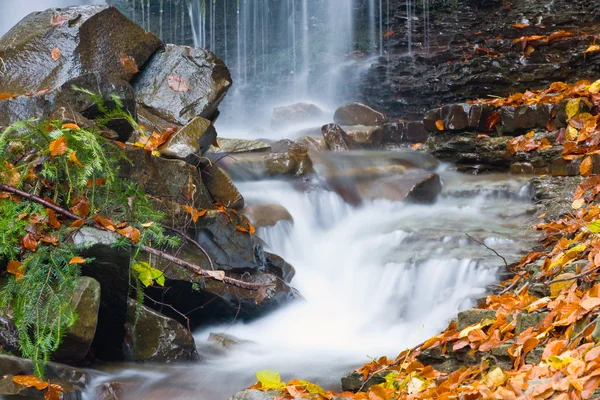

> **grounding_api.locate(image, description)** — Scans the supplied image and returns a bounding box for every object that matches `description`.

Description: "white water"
[84,172,536,399]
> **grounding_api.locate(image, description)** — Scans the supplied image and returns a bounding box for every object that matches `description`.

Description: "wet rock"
[380,121,428,143]
[211,144,313,180]
[457,309,497,331]
[208,332,253,350]
[159,117,217,163]
[211,138,271,153]
[120,145,213,227]
[499,104,553,134]
[133,44,232,125]
[343,125,383,147]
[322,124,362,151]
[355,169,442,204]
[96,382,135,400]
[125,299,197,362]
[0,354,89,399]
[264,252,296,283]
[72,227,130,361]
[427,134,512,171]
[516,311,549,334]
[0,316,19,355]
[424,104,493,132]
[0,72,136,141]
[271,102,325,130]
[0,5,161,95]
[296,136,328,152]
[201,163,245,209]
[333,102,388,126]
[136,104,180,134]
[341,371,387,392]
[243,203,293,228]
[53,277,101,364]
[229,390,280,400]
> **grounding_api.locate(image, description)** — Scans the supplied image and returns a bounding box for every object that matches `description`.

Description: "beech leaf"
[255,370,286,390]
[7,260,24,280]
[167,75,190,92]
[49,136,67,156]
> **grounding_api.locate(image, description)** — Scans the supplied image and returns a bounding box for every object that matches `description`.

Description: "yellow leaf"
[547,355,574,369]
[587,220,600,233]
[550,273,576,298]
[49,136,67,156]
[589,79,600,94]
[485,367,508,388]
[255,370,286,390]
[566,98,581,119]
[141,221,154,228]
[566,126,579,141]
[69,257,86,265]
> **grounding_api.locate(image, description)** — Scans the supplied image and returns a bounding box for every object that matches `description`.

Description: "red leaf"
[23,233,38,252]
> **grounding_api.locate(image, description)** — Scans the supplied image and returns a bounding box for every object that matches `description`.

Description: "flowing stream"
[83,168,538,399]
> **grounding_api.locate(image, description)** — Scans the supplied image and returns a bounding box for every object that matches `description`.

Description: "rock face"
[53,277,101,364]
[321,124,362,151]
[333,102,388,126]
[271,102,325,130]
[125,299,197,362]
[133,44,232,125]
[380,121,428,144]
[0,5,161,96]
[0,316,19,355]
[358,0,600,119]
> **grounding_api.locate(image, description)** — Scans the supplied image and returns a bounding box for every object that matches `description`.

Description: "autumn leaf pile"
[244,82,600,399]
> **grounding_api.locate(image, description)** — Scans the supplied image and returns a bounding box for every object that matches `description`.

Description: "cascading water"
[82,163,538,400]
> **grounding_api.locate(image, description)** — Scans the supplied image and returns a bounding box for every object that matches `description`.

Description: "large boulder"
[125,299,197,362]
[133,44,232,125]
[201,162,245,210]
[210,138,272,153]
[342,125,383,147]
[243,203,293,228]
[0,354,89,399]
[159,117,217,163]
[333,102,388,126]
[120,145,213,228]
[271,102,325,130]
[53,277,101,364]
[321,124,362,151]
[0,5,161,96]
[0,72,136,141]
[72,227,131,361]
[355,169,442,203]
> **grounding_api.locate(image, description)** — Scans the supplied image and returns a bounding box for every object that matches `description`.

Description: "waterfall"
[407,0,413,54]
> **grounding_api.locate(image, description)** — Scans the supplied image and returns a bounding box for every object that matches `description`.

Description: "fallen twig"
[546,266,600,285]
[465,233,508,268]
[164,226,215,271]
[0,183,266,291]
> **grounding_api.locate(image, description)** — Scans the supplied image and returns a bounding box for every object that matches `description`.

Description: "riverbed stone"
[457,309,497,331]
[334,102,388,126]
[243,203,293,228]
[355,169,442,204]
[322,124,362,151]
[271,102,325,130]
[159,117,217,163]
[0,5,161,96]
[133,44,232,125]
[343,125,383,147]
[229,390,280,400]
[380,121,428,143]
[0,354,89,398]
[296,136,328,152]
[53,277,101,364]
[125,299,197,362]
[264,252,296,283]
[515,311,549,334]
[201,162,245,209]
[210,138,272,153]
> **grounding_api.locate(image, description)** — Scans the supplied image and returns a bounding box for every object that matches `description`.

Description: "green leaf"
[587,220,600,233]
[255,370,286,390]
[133,262,165,287]
[383,371,399,389]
